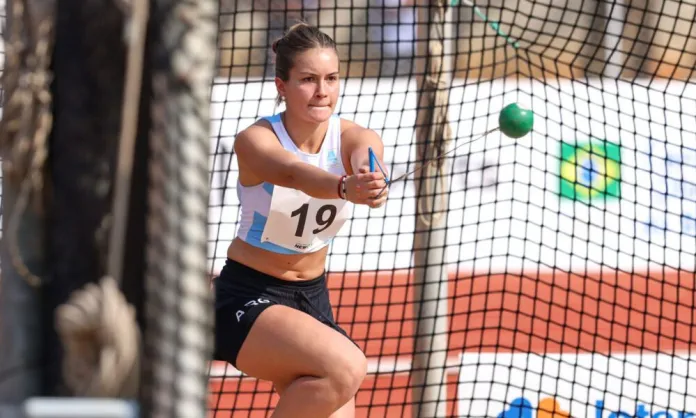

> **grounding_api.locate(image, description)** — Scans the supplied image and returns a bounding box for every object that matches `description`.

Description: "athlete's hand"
[345,166,389,208]
[360,166,389,208]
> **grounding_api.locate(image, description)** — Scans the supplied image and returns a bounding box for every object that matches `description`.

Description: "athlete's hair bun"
[272,38,281,53]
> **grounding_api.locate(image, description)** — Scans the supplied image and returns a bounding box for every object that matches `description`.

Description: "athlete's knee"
[325,346,367,407]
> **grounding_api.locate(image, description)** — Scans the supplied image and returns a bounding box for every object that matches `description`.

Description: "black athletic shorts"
[213,258,355,368]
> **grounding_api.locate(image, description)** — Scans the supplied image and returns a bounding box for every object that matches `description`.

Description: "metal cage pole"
[412,0,454,417]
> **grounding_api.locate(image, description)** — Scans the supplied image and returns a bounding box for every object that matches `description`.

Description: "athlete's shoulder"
[234,117,281,158]
[338,117,381,142]
[238,117,274,139]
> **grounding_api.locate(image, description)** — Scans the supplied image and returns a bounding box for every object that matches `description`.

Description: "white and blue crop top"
[235,114,352,254]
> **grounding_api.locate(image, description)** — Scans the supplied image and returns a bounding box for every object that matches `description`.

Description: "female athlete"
[214,22,389,418]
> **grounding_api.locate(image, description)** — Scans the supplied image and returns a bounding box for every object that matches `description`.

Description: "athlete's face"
[276,48,340,123]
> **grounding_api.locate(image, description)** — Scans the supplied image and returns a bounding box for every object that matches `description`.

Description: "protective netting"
[0,0,695,417]
[207,1,696,417]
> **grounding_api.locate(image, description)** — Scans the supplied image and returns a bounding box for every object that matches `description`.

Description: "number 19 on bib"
[261,186,351,253]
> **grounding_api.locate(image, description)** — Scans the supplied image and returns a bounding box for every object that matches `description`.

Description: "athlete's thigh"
[328,398,355,418]
[235,304,364,384]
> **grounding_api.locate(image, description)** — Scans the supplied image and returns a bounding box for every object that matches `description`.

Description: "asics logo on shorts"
[236,298,271,322]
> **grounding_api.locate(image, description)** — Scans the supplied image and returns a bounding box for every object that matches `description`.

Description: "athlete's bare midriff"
[228,238,329,281]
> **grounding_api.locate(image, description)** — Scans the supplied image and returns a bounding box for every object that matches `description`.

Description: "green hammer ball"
[499,103,534,139]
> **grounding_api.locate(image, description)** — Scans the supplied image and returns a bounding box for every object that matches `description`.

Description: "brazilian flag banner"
[559,138,622,203]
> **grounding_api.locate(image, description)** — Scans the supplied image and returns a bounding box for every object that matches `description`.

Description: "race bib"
[261,185,351,253]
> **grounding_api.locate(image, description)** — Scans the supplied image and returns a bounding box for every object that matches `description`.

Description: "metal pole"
[411,1,453,417]
[141,0,217,415]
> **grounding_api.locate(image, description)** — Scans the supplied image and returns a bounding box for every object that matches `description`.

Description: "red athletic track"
[208,268,696,417]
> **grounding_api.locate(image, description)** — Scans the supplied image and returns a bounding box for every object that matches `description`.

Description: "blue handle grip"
[368,147,389,183]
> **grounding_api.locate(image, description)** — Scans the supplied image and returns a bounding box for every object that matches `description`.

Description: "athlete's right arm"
[234,124,383,202]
